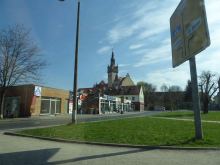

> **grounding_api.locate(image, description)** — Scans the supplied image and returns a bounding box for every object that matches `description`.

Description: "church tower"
[107,51,118,88]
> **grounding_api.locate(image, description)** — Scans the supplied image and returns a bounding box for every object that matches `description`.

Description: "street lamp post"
[59,0,80,124]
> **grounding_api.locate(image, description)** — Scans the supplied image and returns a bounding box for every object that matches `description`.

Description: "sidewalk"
[152,116,220,124]
[1,133,220,165]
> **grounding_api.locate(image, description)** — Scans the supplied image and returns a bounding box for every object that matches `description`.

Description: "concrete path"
[0,133,220,165]
[152,117,220,124]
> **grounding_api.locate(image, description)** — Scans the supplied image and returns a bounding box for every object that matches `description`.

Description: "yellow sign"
[170,0,210,67]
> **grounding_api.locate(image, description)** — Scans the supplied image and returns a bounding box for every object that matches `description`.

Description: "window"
[41,99,50,114]
[41,97,61,114]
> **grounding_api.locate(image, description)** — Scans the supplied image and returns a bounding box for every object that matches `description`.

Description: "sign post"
[170,0,210,139]
[189,57,203,139]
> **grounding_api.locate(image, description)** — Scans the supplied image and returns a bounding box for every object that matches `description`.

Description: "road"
[0,111,158,132]
[0,133,220,165]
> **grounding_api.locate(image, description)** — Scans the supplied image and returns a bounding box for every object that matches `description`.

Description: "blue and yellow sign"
[170,0,210,67]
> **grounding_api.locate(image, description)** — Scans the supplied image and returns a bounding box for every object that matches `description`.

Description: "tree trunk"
[203,97,209,114]
[0,90,6,119]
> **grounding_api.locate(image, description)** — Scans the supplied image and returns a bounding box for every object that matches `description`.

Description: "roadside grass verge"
[18,117,220,147]
[154,111,220,121]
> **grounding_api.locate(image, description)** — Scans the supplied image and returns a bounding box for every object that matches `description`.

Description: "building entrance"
[41,97,61,115]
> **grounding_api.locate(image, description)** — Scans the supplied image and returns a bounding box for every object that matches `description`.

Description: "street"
[0,111,158,132]
[0,133,220,165]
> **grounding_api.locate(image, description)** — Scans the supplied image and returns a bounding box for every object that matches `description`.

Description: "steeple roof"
[111,50,114,59]
[111,50,115,66]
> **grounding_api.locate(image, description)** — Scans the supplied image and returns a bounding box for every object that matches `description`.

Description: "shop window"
[41,99,50,114]
[41,97,61,114]
[56,100,61,113]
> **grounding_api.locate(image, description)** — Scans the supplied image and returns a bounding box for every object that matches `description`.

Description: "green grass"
[154,111,220,121]
[18,116,220,147]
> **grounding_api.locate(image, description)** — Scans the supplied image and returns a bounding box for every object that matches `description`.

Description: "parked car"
[154,106,166,111]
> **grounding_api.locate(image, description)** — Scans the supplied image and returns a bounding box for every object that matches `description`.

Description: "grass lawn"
[154,111,220,121]
[18,116,220,147]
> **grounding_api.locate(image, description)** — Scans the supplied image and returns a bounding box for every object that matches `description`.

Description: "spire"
[111,50,115,66]
[112,48,114,56]
[107,49,118,88]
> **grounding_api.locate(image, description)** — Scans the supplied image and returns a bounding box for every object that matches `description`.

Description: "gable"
[120,76,135,87]
[139,86,144,102]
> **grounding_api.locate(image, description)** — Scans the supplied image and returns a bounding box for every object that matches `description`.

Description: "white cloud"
[129,44,144,50]
[132,48,150,55]
[97,46,112,55]
[206,0,220,25]
[138,27,167,40]
[144,66,190,90]
[133,43,171,67]
[106,0,177,44]
[197,49,220,75]
[107,24,135,44]
[120,70,129,75]
[118,64,130,67]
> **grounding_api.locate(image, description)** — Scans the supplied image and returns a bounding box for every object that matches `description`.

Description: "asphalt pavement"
[1,133,220,165]
[0,111,158,132]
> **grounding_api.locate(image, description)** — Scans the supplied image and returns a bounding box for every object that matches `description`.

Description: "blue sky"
[0,0,219,91]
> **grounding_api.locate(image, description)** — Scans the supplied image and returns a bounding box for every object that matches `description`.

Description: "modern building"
[1,84,69,118]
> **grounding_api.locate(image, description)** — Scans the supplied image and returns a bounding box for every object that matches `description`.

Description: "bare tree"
[0,25,46,119]
[169,85,182,92]
[159,84,183,111]
[168,85,182,111]
[218,77,220,94]
[137,81,156,109]
[199,71,218,114]
[159,84,168,109]
[217,77,220,107]
[184,80,192,102]
[137,81,156,93]
[160,84,168,92]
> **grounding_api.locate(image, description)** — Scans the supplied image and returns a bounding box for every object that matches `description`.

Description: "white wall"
[117,95,139,102]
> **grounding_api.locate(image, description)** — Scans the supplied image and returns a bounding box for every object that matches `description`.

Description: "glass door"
[41,97,61,115]
[50,100,56,115]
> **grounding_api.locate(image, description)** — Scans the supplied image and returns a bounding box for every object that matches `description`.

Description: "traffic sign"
[170,0,210,67]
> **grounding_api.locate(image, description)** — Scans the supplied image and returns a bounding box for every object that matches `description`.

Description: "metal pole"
[72,0,80,124]
[189,56,203,139]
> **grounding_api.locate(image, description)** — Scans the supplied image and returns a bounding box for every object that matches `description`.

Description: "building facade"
[1,84,69,118]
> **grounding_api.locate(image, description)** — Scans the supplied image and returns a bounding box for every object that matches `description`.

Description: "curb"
[4,132,220,151]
